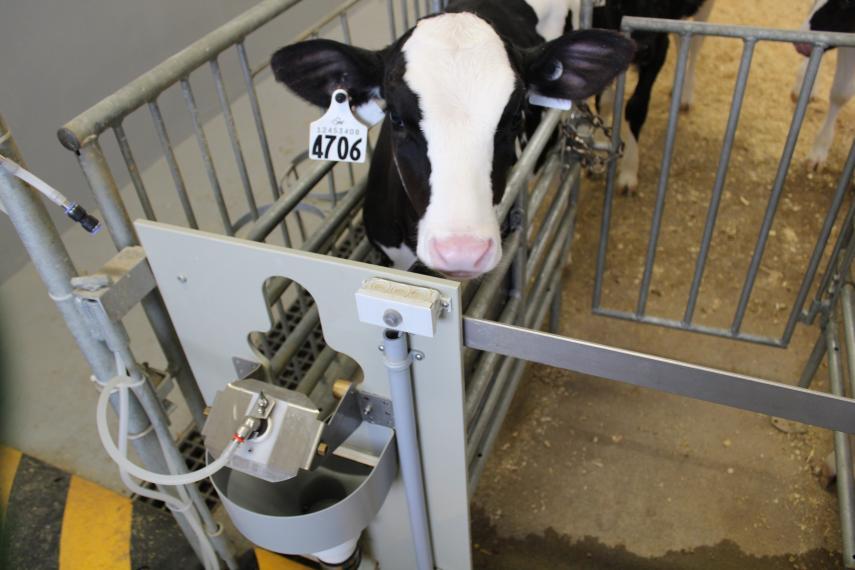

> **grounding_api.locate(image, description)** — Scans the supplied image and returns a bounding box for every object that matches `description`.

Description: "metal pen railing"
[595,17,855,347]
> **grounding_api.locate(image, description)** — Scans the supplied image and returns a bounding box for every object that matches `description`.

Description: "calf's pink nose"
[430,236,494,273]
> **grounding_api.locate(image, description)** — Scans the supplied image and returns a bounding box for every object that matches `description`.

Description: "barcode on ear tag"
[309,89,368,164]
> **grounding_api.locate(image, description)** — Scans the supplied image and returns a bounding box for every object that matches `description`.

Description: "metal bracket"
[355,278,449,337]
[358,390,394,428]
[72,246,157,322]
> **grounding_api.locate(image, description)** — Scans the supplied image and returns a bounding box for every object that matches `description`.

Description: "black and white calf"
[580,0,716,193]
[792,0,855,171]
[271,0,634,278]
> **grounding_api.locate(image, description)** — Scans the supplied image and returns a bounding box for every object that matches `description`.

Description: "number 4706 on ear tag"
[309,89,368,164]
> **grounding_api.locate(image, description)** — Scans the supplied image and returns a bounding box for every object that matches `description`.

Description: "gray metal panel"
[137,221,472,569]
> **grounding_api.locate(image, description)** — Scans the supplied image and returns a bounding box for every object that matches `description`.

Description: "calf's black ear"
[271,39,385,108]
[523,29,635,100]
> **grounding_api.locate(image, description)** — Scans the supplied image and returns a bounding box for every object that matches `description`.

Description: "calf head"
[796,0,855,55]
[272,13,633,278]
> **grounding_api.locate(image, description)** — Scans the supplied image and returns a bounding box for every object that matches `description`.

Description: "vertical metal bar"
[826,319,855,566]
[430,0,442,14]
[210,58,259,220]
[76,141,208,431]
[817,200,855,312]
[800,330,828,388]
[636,33,692,317]
[580,0,594,29]
[339,12,353,44]
[842,284,855,397]
[783,140,855,342]
[731,45,824,334]
[550,172,581,332]
[383,330,435,570]
[400,0,410,29]
[594,68,627,309]
[236,42,292,247]
[0,115,209,566]
[327,171,338,207]
[387,0,398,41]
[512,181,529,323]
[683,40,755,325]
[113,124,157,221]
[91,311,237,570]
[148,100,198,228]
[180,78,234,236]
[414,0,421,20]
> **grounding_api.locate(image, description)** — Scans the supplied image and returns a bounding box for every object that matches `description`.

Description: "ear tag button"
[528,92,573,110]
[308,89,369,164]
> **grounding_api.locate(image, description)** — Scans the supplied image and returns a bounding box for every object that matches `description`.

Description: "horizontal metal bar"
[468,259,564,495]
[265,180,367,303]
[243,160,336,241]
[466,217,572,430]
[463,317,855,433]
[525,153,562,229]
[59,0,305,150]
[526,171,574,278]
[251,0,365,77]
[593,306,783,347]
[464,297,522,426]
[622,16,855,47]
[496,110,562,223]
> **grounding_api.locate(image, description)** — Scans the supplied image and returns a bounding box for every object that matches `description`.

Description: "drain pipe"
[382,330,434,570]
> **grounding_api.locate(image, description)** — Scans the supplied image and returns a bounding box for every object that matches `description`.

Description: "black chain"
[560,102,624,175]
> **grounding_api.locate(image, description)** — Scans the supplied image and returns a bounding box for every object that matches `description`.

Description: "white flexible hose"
[97,374,241,486]
[116,382,220,570]
[0,154,71,209]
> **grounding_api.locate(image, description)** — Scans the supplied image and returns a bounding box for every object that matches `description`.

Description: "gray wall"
[0,0,339,283]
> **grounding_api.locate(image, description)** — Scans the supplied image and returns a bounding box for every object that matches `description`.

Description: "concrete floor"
[1,0,853,569]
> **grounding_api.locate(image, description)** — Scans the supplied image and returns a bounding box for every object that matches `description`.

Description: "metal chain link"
[560,102,624,175]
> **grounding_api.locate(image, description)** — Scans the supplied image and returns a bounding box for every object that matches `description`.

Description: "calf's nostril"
[430,236,494,271]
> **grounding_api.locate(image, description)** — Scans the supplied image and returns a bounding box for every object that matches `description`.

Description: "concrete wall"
[0,0,340,283]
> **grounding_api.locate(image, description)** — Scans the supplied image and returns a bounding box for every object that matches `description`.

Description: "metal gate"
[1,0,855,568]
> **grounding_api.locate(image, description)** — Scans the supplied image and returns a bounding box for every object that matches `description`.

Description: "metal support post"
[0,114,209,565]
[382,330,434,570]
[826,317,855,568]
[88,304,237,570]
[76,140,207,428]
[799,330,828,389]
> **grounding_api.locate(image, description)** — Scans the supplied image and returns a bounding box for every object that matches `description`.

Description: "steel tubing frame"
[0,115,230,568]
[596,16,855,346]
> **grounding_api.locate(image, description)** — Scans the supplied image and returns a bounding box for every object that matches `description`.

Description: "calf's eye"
[389,110,404,128]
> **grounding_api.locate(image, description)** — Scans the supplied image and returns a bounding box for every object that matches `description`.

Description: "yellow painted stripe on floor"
[60,475,132,570]
[0,446,22,512]
[255,547,312,570]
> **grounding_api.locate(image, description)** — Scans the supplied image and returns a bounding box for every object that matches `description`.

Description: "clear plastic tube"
[116,382,220,570]
[96,374,240,487]
[0,153,101,233]
[0,154,71,209]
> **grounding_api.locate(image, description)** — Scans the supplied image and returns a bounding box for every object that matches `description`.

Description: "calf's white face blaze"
[402,13,516,276]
